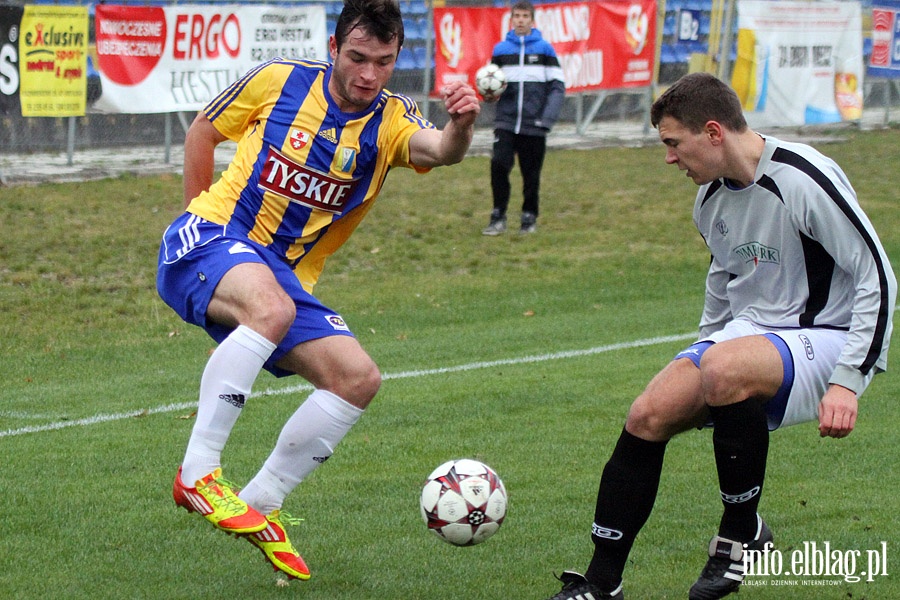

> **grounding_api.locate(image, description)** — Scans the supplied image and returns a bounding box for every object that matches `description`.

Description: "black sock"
[585,428,667,589]
[709,398,769,541]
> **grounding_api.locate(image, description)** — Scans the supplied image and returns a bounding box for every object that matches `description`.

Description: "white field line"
[0,332,695,439]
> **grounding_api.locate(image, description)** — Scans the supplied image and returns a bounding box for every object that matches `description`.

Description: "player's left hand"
[440,80,480,125]
[817,384,858,438]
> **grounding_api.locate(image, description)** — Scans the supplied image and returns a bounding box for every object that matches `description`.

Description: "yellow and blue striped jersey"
[186,58,434,291]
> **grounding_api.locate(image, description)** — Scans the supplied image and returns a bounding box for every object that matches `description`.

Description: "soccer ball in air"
[474,64,508,101]
[419,458,508,546]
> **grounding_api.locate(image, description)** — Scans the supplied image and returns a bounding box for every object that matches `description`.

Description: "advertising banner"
[93,4,327,114]
[0,5,23,116]
[433,0,656,95]
[869,0,900,78]
[18,5,88,117]
[731,1,864,127]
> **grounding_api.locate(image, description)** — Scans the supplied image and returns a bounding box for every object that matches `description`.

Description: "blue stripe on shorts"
[675,334,795,431]
[761,332,794,430]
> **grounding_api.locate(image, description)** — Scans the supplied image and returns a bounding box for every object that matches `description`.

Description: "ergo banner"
[93,4,327,114]
[434,0,656,95]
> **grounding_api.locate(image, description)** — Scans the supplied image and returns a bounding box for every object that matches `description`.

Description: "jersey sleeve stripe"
[386,92,432,128]
[205,60,272,121]
[772,147,893,374]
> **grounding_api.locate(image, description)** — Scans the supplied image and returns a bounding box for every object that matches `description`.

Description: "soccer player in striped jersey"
[158,0,479,581]
[547,73,895,600]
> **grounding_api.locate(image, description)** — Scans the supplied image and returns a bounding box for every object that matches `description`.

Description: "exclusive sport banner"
[433,0,656,96]
[92,4,327,114]
[18,5,89,117]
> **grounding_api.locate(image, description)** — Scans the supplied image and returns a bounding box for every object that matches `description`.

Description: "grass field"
[1,130,898,599]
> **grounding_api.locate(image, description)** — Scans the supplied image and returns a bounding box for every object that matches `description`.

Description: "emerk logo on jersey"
[734,242,780,266]
[259,147,359,215]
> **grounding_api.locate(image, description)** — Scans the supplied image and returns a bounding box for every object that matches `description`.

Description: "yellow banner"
[19,5,88,117]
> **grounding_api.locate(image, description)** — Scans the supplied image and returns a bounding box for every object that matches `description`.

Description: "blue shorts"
[157,212,354,377]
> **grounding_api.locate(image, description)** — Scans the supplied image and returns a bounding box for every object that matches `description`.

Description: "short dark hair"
[335,0,404,51]
[650,73,748,133]
[512,1,535,17]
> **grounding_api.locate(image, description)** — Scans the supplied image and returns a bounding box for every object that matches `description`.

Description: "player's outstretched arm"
[183,112,228,208]
[408,80,480,168]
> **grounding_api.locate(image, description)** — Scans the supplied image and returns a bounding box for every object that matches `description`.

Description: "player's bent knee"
[249,298,296,341]
[355,360,382,401]
[333,359,382,409]
[625,377,708,440]
[698,348,748,404]
[625,397,679,441]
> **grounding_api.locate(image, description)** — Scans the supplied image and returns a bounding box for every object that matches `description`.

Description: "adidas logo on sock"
[219,393,246,408]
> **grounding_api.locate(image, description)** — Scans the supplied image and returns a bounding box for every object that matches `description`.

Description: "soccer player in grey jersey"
[546,73,896,600]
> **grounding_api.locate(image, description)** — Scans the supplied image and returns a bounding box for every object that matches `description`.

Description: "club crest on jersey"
[335,147,356,174]
[734,242,780,266]
[259,147,359,215]
[289,129,311,150]
[326,315,350,331]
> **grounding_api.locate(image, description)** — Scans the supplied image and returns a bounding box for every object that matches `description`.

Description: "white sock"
[181,325,276,485]
[240,389,363,514]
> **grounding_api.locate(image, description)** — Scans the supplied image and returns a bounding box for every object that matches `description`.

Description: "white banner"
[93,4,327,114]
[732,1,864,127]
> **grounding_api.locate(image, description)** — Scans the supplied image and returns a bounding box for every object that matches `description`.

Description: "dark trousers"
[490,129,547,217]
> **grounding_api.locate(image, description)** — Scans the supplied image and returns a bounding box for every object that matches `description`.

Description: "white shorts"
[691,319,870,429]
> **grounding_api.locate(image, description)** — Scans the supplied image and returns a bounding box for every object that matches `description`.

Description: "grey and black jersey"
[694,136,896,394]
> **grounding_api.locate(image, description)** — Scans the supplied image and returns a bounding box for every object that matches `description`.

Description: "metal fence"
[0,0,657,156]
[1,0,896,157]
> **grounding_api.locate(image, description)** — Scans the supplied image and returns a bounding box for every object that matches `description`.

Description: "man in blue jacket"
[482,0,565,235]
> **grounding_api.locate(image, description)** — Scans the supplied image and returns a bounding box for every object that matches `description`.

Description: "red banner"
[433,0,656,95]
[95,5,167,87]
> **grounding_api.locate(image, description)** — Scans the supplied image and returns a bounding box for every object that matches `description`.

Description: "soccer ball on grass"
[419,458,508,546]
[474,64,508,101]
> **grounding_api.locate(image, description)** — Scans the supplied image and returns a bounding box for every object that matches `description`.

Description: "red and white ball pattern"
[420,458,508,546]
